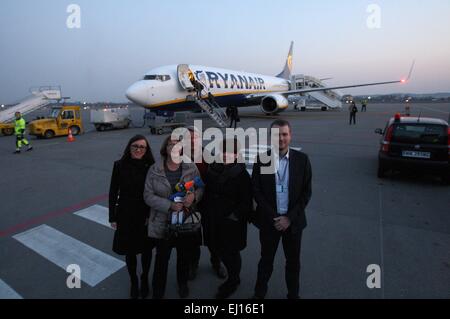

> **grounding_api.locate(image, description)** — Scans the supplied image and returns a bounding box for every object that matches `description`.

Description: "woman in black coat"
[202,138,253,299]
[109,135,155,299]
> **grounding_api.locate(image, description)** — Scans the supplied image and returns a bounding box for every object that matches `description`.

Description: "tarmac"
[0,102,449,299]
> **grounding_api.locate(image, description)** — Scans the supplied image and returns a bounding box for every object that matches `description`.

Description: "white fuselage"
[126,64,289,112]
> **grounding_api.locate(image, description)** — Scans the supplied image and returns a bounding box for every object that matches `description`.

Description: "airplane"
[125,42,413,117]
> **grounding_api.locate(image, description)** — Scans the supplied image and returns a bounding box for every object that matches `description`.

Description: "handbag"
[165,210,202,240]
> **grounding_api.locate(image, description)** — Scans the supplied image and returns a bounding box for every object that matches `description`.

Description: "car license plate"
[402,150,431,159]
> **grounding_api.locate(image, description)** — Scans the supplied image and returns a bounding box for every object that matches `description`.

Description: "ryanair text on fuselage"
[195,70,267,90]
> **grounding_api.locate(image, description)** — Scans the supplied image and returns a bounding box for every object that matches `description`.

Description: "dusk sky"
[1,0,449,103]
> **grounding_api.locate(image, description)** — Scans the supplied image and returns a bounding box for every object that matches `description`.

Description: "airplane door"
[177,64,195,91]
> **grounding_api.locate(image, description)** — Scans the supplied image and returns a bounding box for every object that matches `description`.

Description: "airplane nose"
[126,81,149,106]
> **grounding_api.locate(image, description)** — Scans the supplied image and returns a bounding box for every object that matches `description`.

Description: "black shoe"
[216,279,240,299]
[188,263,198,281]
[251,293,265,300]
[213,263,227,279]
[178,284,189,299]
[13,150,20,154]
[140,275,149,299]
[130,282,139,299]
[26,146,33,152]
[287,294,300,299]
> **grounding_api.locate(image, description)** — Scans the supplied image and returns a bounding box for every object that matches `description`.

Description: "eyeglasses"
[131,145,147,151]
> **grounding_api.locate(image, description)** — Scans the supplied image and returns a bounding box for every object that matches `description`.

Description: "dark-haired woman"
[109,135,155,299]
[202,138,253,299]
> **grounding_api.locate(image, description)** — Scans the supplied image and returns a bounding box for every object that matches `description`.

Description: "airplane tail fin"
[276,41,294,80]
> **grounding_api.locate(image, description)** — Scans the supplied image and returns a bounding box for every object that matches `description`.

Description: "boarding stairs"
[177,64,228,127]
[187,94,228,128]
[0,86,62,123]
[291,75,342,109]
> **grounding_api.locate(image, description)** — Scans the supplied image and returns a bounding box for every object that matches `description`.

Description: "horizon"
[1,0,450,103]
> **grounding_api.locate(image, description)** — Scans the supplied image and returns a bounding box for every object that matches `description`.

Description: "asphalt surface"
[0,102,449,299]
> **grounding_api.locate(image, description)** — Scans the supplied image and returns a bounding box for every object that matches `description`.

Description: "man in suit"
[251,119,312,299]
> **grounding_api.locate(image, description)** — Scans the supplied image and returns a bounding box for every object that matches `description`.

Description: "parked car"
[375,113,450,183]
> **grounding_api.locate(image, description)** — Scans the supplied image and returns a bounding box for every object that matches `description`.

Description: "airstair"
[291,75,342,109]
[186,94,228,128]
[0,86,62,123]
[177,64,228,128]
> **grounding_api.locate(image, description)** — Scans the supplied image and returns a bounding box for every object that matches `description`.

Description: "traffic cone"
[67,128,75,142]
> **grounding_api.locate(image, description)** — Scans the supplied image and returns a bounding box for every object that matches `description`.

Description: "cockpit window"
[143,75,171,81]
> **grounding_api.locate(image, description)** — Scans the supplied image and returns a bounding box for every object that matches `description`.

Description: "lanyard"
[277,157,289,184]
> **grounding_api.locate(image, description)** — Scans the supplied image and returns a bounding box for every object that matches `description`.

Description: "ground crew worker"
[349,101,358,125]
[361,99,368,112]
[14,112,32,154]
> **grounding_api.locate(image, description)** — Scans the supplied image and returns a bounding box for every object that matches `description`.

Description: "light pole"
[405,97,412,116]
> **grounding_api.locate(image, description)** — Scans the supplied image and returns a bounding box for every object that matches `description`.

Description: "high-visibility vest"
[15,117,26,135]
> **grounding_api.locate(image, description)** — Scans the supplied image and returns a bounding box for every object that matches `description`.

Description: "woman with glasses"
[109,135,155,299]
[144,135,203,299]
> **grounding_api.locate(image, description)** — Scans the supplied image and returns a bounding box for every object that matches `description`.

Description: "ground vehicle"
[90,107,131,131]
[150,122,186,135]
[375,113,450,183]
[28,106,83,139]
[289,95,334,112]
[0,86,62,136]
[0,122,15,136]
[148,112,186,135]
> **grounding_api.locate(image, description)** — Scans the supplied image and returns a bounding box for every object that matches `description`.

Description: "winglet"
[402,60,416,83]
[407,60,415,81]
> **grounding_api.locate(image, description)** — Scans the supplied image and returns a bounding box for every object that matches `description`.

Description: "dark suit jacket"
[251,149,312,233]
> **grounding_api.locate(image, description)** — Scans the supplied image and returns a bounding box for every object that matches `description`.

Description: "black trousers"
[219,249,241,283]
[192,244,221,268]
[349,113,356,125]
[151,237,195,298]
[255,227,303,299]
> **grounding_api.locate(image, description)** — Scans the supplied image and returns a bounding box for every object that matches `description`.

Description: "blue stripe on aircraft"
[148,93,253,112]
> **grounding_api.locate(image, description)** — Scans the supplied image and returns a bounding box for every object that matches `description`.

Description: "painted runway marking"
[74,205,112,229]
[13,225,125,287]
[0,194,108,238]
[0,279,23,299]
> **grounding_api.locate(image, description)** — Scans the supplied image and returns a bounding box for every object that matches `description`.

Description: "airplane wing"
[246,79,404,101]
[247,61,415,100]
